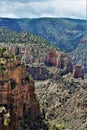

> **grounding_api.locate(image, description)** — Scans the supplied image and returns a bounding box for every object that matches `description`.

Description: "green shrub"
[53,124,65,130]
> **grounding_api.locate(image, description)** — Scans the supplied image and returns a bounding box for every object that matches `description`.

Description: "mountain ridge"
[0,17,86,52]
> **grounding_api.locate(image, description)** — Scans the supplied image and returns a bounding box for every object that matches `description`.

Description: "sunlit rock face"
[0,49,45,130]
[45,50,84,79]
[45,50,72,72]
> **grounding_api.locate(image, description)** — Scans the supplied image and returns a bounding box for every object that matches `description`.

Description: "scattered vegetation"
[0,18,86,52]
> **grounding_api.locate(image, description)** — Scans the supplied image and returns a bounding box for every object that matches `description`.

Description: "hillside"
[0,28,59,65]
[72,40,87,73]
[0,17,86,73]
[0,17,86,52]
[0,27,86,77]
[0,27,52,44]
[35,76,87,130]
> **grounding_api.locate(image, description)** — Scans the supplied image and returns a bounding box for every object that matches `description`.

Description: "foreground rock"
[0,48,47,130]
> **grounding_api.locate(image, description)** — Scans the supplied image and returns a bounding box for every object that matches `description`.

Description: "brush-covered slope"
[0,27,51,44]
[0,17,86,52]
[35,76,87,130]
[0,28,58,64]
[72,35,87,73]
[0,17,86,72]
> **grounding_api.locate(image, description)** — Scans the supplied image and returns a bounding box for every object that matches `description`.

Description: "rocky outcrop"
[45,50,72,72]
[0,49,46,130]
[27,64,53,80]
[45,50,84,79]
[73,64,84,79]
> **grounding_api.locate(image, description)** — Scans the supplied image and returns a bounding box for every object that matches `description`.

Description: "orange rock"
[0,55,40,129]
[45,50,72,72]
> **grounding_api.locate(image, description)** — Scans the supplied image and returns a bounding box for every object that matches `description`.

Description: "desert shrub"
[53,124,65,130]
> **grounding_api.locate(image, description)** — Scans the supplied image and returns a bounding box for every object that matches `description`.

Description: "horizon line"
[0,17,86,20]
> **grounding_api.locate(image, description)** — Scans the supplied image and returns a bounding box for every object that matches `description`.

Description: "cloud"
[0,0,86,19]
[1,0,48,3]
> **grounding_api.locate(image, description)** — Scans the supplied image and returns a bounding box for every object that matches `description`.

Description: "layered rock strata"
[0,49,46,130]
[45,50,84,79]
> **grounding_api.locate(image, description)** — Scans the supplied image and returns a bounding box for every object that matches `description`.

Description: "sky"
[0,0,86,19]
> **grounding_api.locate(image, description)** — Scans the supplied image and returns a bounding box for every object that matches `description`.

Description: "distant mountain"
[0,18,22,32]
[0,17,86,52]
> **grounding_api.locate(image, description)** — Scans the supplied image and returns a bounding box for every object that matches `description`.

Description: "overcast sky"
[0,0,86,19]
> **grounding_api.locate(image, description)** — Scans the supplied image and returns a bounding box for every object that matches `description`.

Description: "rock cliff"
[73,64,84,79]
[45,50,84,79]
[0,48,47,130]
[45,50,72,72]
[27,64,53,80]
[0,44,84,80]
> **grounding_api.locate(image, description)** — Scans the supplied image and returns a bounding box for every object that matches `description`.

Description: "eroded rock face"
[27,65,53,80]
[73,65,84,79]
[45,50,72,73]
[0,59,37,112]
[0,49,45,130]
[45,50,84,79]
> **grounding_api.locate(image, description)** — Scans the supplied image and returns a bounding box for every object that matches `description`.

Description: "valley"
[0,17,87,130]
[0,18,87,74]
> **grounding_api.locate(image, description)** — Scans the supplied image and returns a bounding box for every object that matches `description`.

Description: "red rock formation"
[45,51,56,66]
[0,55,40,130]
[73,64,84,79]
[45,50,72,72]
[45,50,84,79]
